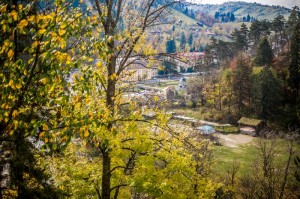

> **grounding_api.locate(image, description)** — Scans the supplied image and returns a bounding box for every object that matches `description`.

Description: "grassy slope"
[171,9,199,25]
[188,2,290,20]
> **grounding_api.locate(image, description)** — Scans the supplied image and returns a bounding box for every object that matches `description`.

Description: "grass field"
[212,143,257,177]
[212,139,300,179]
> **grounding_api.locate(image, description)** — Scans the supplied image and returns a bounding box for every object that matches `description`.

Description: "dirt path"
[216,133,254,148]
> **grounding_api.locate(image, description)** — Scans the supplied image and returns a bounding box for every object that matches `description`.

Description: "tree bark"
[101,150,111,199]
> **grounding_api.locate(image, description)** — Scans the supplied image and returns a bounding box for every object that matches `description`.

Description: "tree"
[188,33,193,46]
[166,38,176,53]
[180,32,186,51]
[215,12,220,19]
[0,1,87,197]
[249,20,271,47]
[271,15,287,54]
[232,55,252,113]
[252,66,282,120]
[287,6,300,47]
[289,22,300,100]
[230,13,235,22]
[73,1,220,198]
[254,37,273,66]
[231,23,248,52]
[246,14,251,22]
[239,137,298,199]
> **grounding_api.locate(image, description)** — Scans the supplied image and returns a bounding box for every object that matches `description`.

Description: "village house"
[163,52,205,72]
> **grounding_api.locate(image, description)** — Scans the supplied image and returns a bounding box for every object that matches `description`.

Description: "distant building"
[163,52,205,72]
[116,58,158,82]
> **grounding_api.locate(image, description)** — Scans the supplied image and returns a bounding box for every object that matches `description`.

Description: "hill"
[186,1,291,21]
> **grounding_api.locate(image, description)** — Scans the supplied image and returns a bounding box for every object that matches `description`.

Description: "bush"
[187,67,193,73]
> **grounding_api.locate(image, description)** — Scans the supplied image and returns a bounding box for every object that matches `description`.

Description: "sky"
[187,0,300,8]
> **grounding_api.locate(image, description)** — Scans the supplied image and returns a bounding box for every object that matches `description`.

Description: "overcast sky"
[187,0,300,8]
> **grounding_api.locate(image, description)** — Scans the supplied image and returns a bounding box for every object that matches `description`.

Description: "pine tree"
[252,66,281,120]
[232,55,252,112]
[166,38,176,53]
[180,32,186,50]
[247,14,251,22]
[230,13,235,22]
[254,37,273,66]
[188,33,193,46]
[271,15,286,54]
[289,22,300,99]
[231,23,248,52]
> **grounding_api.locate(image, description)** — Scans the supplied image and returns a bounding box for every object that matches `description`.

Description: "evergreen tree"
[184,7,188,15]
[232,55,252,112]
[191,9,195,19]
[289,22,300,99]
[252,66,281,120]
[231,23,248,52]
[215,12,220,19]
[250,20,271,47]
[180,32,186,50]
[230,13,235,22]
[287,6,300,35]
[166,38,176,53]
[271,15,286,54]
[254,37,273,66]
[188,33,193,46]
[247,14,251,22]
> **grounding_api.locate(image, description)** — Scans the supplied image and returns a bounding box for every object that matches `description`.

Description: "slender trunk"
[101,150,111,199]
[15,134,25,199]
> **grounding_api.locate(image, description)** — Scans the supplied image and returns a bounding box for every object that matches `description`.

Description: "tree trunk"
[101,150,111,199]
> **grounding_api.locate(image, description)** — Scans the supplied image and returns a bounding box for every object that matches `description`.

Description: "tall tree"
[252,66,282,120]
[231,23,248,53]
[232,55,252,113]
[0,1,86,197]
[166,38,176,53]
[287,6,300,47]
[254,37,273,66]
[271,15,287,54]
[180,32,186,51]
[188,33,193,46]
[86,1,218,198]
[289,22,300,100]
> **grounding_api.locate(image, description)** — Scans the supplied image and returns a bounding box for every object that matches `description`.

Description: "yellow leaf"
[96,61,102,68]
[42,124,48,131]
[12,110,18,118]
[24,69,28,76]
[11,10,18,21]
[84,130,89,137]
[8,79,13,86]
[40,77,48,85]
[58,29,66,36]
[7,49,14,59]
[9,130,14,135]
[39,131,45,138]
[16,84,22,89]
[38,29,46,35]
[18,19,28,29]
[27,15,35,22]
